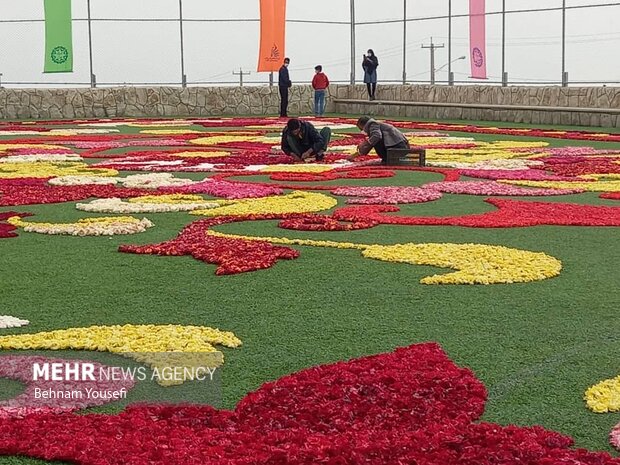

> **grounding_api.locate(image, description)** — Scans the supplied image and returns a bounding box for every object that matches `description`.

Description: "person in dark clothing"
[362,49,379,100]
[281,118,331,162]
[278,57,292,117]
[348,116,409,163]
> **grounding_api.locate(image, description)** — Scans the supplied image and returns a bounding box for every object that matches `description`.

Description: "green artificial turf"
[0,118,619,464]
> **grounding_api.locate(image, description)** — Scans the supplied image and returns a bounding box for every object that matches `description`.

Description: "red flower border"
[0,343,618,465]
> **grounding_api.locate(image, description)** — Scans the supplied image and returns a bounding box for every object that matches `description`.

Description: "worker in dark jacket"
[278,58,292,117]
[348,116,410,163]
[281,119,331,162]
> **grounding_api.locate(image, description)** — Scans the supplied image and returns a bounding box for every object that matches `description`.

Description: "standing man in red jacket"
[311,65,330,117]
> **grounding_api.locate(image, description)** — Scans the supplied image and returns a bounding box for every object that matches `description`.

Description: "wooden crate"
[385,148,426,166]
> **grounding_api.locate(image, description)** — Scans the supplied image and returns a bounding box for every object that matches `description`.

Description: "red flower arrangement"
[119,215,300,275]
[0,343,618,465]
[267,168,395,182]
[387,119,620,143]
[0,180,151,206]
[544,158,620,177]
[459,169,576,181]
[0,211,31,238]
[210,166,460,193]
[278,214,377,231]
[334,198,620,228]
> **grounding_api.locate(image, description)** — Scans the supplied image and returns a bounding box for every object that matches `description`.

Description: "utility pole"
[422,37,444,85]
[233,68,251,87]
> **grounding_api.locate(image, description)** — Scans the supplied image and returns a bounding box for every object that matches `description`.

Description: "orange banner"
[257,0,287,72]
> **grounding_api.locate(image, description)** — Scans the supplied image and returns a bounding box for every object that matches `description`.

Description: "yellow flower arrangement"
[362,243,561,285]
[190,135,280,146]
[584,376,620,413]
[128,194,210,204]
[8,216,153,236]
[578,173,620,181]
[126,120,193,127]
[0,324,242,386]
[207,231,562,285]
[260,164,335,173]
[501,179,620,192]
[192,191,337,217]
[0,162,117,179]
[139,130,203,135]
[0,144,66,154]
[405,135,476,147]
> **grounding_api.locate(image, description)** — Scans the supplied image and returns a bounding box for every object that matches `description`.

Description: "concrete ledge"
[333,98,620,115]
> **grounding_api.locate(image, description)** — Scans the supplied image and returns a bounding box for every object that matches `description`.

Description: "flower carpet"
[0,116,618,463]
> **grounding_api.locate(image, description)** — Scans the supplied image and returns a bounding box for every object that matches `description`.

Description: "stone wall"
[0,86,317,120]
[0,84,618,127]
[332,85,620,128]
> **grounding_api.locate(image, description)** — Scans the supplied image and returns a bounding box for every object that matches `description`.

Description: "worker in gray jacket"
[348,116,410,163]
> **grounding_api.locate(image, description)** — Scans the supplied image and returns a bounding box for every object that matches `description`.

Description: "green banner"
[44,0,73,73]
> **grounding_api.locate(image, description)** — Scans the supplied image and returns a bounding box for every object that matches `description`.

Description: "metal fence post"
[179,0,187,87]
[448,0,452,84]
[561,0,567,87]
[402,0,407,84]
[350,0,356,86]
[502,0,506,85]
[87,0,95,88]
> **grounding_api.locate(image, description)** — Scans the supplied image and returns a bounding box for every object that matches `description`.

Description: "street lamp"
[435,55,466,74]
[433,55,466,85]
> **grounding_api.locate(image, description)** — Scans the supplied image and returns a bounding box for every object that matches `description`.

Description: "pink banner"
[469,0,487,79]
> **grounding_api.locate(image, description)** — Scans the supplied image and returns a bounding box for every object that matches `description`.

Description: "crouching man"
[281,118,331,162]
[348,116,410,163]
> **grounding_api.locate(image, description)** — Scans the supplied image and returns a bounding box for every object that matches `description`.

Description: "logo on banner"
[472,47,484,68]
[265,44,281,62]
[51,46,69,64]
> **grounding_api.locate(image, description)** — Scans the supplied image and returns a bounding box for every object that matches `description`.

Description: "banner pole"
[87,0,94,87]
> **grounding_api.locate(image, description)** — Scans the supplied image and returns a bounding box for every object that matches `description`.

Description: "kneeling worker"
[348,116,410,163]
[281,118,331,162]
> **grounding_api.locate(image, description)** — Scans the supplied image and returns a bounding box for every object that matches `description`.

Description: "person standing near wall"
[278,57,292,117]
[311,65,330,117]
[362,50,379,101]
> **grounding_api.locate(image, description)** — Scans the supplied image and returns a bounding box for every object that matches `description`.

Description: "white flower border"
[76,198,219,213]
[0,316,29,329]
